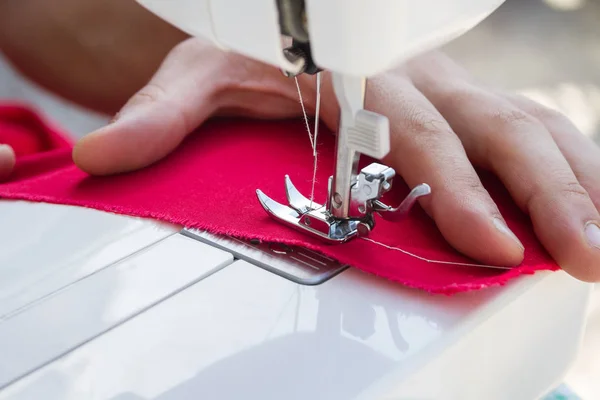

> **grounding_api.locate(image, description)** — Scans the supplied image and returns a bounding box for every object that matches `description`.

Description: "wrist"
[0,0,188,115]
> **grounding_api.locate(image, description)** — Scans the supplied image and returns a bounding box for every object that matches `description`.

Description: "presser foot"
[256,175,368,244]
[256,164,432,244]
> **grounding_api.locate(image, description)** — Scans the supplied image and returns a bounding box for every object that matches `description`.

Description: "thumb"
[73,40,223,176]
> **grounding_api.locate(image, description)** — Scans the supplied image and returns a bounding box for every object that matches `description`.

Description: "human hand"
[0,145,15,181]
[1,0,598,280]
[0,0,187,115]
[71,40,600,282]
[0,0,185,181]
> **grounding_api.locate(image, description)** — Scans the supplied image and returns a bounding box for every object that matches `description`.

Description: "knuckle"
[436,167,489,198]
[434,83,476,106]
[557,180,590,199]
[526,179,590,210]
[530,105,570,126]
[454,174,491,199]
[433,173,497,217]
[121,83,167,111]
[490,107,540,130]
[512,95,566,121]
[404,106,455,141]
[134,83,167,104]
[482,107,551,155]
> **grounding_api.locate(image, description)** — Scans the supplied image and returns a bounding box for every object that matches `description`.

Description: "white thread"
[313,73,321,159]
[294,74,322,207]
[294,77,314,149]
[361,237,512,270]
[310,73,322,207]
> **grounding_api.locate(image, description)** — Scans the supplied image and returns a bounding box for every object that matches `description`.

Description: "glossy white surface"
[0,258,590,400]
[0,201,178,319]
[0,233,233,390]
[0,260,478,400]
[375,270,592,400]
[136,0,217,43]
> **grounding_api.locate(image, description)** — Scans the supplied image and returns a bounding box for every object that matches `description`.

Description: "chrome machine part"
[256,164,430,243]
[277,0,309,43]
[183,229,348,285]
[256,5,431,244]
[277,0,322,77]
[374,183,432,222]
[329,73,366,218]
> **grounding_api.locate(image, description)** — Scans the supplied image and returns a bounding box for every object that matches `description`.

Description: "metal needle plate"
[182,229,348,285]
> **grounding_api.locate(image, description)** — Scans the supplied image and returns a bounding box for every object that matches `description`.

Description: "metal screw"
[357,222,371,237]
[304,216,311,226]
[333,193,342,208]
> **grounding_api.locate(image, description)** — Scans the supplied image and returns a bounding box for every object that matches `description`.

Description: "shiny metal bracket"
[256,163,431,244]
[182,229,348,285]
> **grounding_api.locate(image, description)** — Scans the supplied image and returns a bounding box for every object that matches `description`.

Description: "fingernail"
[0,144,15,158]
[585,222,600,249]
[493,217,524,250]
[0,145,15,181]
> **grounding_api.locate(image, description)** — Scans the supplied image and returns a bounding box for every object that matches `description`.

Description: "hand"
[2,1,599,281]
[73,41,600,282]
[0,0,185,181]
[0,0,187,114]
[0,145,15,181]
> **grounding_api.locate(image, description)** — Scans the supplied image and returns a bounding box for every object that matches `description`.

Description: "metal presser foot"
[256,73,431,244]
[256,169,431,244]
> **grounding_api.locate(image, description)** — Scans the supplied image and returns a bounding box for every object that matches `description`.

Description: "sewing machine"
[133,0,507,241]
[0,1,593,399]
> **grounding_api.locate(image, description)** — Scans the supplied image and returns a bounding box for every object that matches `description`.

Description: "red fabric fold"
[0,103,73,155]
[0,103,558,294]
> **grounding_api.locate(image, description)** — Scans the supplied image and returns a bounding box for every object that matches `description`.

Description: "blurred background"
[1,0,599,397]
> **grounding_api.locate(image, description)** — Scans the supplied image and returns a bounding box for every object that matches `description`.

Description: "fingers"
[73,39,226,175]
[0,145,15,181]
[415,77,600,281]
[504,94,600,211]
[366,75,525,266]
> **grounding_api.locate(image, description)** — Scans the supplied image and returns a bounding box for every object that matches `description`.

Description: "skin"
[1,0,599,281]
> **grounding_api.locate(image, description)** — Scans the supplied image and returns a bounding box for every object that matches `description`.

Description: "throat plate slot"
[182,229,348,285]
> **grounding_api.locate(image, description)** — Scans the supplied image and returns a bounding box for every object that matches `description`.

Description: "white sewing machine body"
[136,0,506,77]
[0,201,592,399]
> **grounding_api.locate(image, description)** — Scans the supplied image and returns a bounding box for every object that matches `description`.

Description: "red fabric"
[0,103,558,294]
[0,103,73,155]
